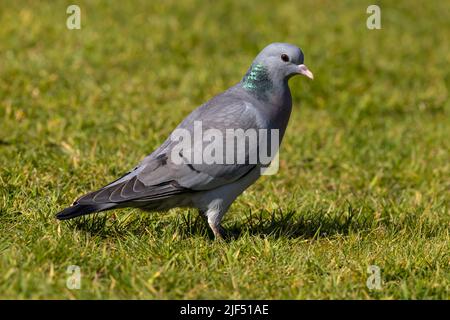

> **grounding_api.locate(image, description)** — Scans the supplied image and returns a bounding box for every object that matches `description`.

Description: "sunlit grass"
[0,0,449,299]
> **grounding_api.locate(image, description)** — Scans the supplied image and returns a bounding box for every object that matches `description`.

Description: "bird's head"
[255,42,313,80]
[242,43,313,94]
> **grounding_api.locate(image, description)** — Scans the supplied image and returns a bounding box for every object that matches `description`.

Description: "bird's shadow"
[65,205,376,241]
[223,206,375,240]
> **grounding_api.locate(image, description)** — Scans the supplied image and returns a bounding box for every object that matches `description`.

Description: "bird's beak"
[297,64,314,80]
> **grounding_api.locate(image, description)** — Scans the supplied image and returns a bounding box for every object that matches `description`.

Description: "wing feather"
[76,91,261,205]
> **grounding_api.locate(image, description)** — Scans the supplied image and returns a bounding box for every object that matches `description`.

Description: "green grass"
[0,0,449,299]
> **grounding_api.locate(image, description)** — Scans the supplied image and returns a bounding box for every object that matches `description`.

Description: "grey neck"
[241,63,288,104]
[242,63,272,93]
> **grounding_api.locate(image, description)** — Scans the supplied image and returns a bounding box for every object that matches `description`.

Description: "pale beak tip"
[298,64,314,80]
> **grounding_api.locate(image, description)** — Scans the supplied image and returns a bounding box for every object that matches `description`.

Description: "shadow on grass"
[66,212,150,239]
[64,204,377,241]
[225,205,376,240]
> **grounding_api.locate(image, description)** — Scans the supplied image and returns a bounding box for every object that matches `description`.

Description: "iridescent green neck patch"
[242,63,273,96]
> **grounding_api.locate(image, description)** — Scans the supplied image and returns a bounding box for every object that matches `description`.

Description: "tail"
[55,203,116,220]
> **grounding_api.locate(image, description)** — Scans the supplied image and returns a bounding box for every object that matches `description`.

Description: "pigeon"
[56,42,313,239]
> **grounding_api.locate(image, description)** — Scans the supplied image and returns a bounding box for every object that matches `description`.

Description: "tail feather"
[55,203,116,220]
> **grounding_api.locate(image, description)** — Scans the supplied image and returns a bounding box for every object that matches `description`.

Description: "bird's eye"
[281,54,289,62]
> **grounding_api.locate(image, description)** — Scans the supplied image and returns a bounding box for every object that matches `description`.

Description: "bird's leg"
[198,209,220,239]
[199,208,226,240]
[209,222,226,240]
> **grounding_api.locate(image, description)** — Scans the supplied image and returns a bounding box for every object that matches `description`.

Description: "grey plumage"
[56,42,313,239]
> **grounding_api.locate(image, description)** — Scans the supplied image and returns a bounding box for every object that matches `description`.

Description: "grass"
[0,0,449,299]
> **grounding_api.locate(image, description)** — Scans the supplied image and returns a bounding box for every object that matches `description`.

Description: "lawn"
[0,0,449,299]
